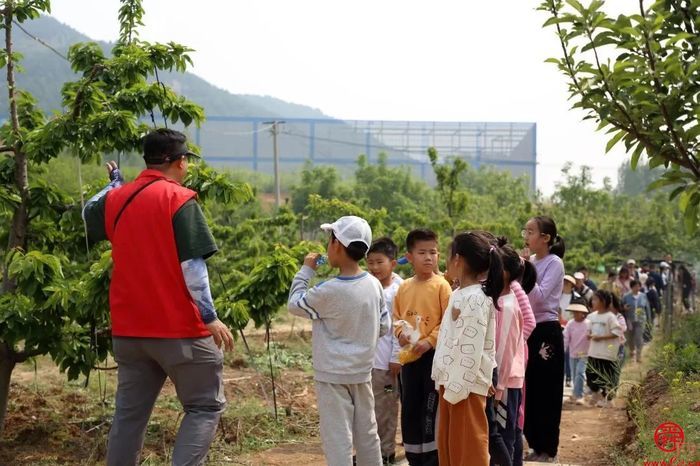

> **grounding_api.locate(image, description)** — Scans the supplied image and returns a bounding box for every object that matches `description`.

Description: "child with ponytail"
[521,216,566,463]
[493,238,537,465]
[432,232,503,466]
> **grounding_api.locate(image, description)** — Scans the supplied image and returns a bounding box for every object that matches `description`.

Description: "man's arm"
[181,258,218,324]
[172,196,232,350]
[82,161,123,243]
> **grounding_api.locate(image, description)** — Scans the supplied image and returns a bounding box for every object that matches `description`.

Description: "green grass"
[625,375,700,464]
[615,312,700,465]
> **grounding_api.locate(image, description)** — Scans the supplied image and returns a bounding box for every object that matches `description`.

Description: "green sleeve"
[83,195,107,243]
[172,199,218,262]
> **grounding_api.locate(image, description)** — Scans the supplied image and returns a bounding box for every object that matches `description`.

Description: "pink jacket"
[510,280,535,428]
[495,292,525,398]
[512,281,536,340]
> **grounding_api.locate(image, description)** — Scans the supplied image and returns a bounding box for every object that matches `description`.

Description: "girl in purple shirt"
[521,216,566,463]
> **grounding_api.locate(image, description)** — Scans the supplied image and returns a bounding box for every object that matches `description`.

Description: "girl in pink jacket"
[494,240,537,466]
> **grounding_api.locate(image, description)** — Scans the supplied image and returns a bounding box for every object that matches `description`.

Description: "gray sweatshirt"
[288,265,389,384]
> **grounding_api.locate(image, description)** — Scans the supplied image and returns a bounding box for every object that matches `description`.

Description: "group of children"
[562,290,625,408]
[288,214,568,465]
[562,266,656,409]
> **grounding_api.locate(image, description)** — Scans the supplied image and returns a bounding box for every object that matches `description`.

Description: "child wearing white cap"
[288,215,389,466]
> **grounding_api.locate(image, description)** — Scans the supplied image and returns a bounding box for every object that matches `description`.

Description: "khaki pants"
[315,380,382,466]
[371,368,399,458]
[437,388,489,466]
[107,336,226,466]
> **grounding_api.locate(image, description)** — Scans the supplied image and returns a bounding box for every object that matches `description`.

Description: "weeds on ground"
[620,313,700,465]
[3,329,317,465]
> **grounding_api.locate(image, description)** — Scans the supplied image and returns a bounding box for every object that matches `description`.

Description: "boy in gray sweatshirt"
[288,216,389,466]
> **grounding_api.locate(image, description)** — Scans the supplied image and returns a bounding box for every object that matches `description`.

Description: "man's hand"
[206,319,234,351]
[389,362,402,377]
[488,385,496,397]
[304,253,321,271]
[398,332,410,347]
[412,340,432,356]
[105,160,124,184]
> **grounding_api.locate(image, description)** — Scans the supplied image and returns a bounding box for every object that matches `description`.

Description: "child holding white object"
[432,232,503,466]
[586,290,623,408]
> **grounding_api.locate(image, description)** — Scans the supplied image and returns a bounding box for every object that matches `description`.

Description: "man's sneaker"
[542,455,559,463]
[596,398,609,408]
[382,454,396,465]
[565,379,572,387]
[575,397,585,405]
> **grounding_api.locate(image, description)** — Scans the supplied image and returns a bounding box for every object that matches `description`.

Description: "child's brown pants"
[437,388,489,466]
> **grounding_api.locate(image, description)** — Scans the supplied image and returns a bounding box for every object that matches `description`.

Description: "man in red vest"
[83,128,234,465]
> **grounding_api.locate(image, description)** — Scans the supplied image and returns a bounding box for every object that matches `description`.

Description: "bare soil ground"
[0,330,648,465]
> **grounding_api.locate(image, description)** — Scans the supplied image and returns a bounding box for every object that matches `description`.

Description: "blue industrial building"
[194,117,537,190]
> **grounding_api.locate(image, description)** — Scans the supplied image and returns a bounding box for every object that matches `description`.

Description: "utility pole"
[263,120,285,208]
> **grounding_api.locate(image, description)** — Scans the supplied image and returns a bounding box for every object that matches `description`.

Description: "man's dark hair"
[331,232,368,262]
[142,128,188,165]
[368,237,398,260]
[406,229,438,252]
[630,279,640,288]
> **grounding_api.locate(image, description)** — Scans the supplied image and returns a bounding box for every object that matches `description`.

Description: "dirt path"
[247,358,649,466]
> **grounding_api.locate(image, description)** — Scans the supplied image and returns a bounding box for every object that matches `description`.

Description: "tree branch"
[638,0,699,178]
[0,146,15,154]
[92,365,118,371]
[14,347,43,363]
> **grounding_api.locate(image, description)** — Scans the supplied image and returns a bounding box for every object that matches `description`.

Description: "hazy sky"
[47,0,631,194]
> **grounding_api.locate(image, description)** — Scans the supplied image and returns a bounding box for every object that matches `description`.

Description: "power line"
[12,19,68,61]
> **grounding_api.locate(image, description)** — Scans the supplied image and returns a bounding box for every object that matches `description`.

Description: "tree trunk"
[0,342,17,437]
[2,1,30,293]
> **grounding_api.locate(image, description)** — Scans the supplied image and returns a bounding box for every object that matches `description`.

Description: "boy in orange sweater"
[393,229,452,466]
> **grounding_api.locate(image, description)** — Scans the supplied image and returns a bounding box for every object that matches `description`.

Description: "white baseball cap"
[627,259,636,265]
[320,216,372,249]
[660,261,670,269]
[573,272,585,281]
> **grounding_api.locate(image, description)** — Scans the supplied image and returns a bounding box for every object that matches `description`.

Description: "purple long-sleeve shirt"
[528,254,565,324]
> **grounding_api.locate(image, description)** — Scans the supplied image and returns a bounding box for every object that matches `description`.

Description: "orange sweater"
[392,274,452,348]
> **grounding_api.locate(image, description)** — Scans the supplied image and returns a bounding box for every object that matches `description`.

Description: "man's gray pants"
[107,336,226,466]
[315,380,382,466]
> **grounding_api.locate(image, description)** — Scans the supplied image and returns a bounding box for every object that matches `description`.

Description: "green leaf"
[669,185,685,201]
[683,202,698,233]
[605,131,625,153]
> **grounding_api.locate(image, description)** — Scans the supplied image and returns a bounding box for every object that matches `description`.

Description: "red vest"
[105,169,210,338]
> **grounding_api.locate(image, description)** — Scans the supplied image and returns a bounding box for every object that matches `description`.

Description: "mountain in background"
[0,16,450,180]
[1,15,329,119]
